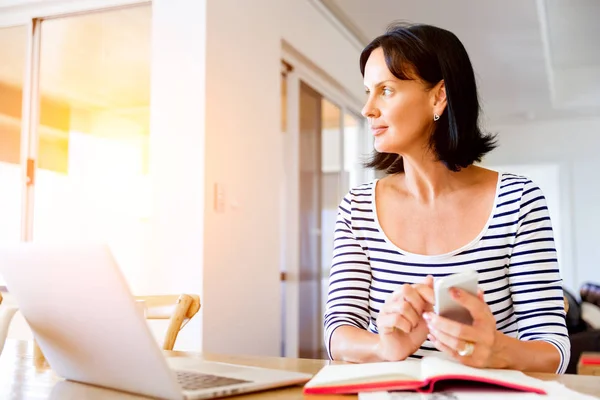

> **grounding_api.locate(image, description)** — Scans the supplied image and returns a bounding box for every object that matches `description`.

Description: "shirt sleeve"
[508,180,570,373]
[323,192,372,360]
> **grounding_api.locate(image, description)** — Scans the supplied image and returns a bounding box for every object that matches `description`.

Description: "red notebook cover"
[303,374,547,395]
[303,358,548,395]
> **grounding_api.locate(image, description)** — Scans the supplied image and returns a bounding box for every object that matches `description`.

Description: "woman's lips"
[371,126,388,136]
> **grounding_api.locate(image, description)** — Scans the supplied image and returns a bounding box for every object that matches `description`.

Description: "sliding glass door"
[0,4,151,290]
[33,6,151,287]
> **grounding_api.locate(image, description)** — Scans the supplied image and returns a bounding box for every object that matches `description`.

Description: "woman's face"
[361,47,442,155]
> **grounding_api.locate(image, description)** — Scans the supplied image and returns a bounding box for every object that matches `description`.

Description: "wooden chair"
[136,294,201,350]
[33,293,201,364]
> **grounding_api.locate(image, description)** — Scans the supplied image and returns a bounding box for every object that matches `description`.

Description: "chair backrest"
[135,294,201,350]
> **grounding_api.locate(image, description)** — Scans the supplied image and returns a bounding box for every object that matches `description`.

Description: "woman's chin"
[374,136,406,154]
[373,139,395,154]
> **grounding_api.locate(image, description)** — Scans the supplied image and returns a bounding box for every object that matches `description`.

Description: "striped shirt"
[324,173,570,373]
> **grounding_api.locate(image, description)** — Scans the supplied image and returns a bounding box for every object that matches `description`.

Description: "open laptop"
[0,242,312,399]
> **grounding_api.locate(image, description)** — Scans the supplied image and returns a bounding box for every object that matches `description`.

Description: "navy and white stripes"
[324,173,570,373]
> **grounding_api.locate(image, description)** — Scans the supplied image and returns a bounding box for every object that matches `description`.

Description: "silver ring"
[457,341,475,357]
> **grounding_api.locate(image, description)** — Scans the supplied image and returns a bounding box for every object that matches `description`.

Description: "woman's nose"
[361,99,380,119]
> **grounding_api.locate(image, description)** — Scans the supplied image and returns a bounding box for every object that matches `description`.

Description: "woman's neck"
[388,154,475,203]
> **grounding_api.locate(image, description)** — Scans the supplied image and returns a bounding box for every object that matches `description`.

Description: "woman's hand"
[424,287,500,368]
[376,276,434,361]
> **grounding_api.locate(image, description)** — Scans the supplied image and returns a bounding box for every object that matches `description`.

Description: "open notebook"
[303,356,548,395]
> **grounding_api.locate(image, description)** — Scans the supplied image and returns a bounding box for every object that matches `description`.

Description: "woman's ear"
[432,80,448,115]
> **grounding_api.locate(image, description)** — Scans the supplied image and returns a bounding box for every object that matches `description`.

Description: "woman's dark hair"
[360,22,497,173]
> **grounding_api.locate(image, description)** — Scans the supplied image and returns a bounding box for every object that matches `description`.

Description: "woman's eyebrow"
[364,79,395,89]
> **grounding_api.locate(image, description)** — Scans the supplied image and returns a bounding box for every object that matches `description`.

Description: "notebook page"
[305,359,423,388]
[360,391,544,400]
[359,382,599,399]
[420,357,547,391]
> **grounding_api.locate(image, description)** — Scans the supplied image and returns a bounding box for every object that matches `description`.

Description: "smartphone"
[434,270,479,325]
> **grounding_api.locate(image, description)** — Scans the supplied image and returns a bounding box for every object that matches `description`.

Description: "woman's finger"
[428,333,459,358]
[378,312,413,334]
[424,275,434,286]
[428,325,470,354]
[477,289,485,302]
[413,283,435,306]
[423,312,479,343]
[390,284,412,302]
[402,285,427,315]
[382,301,421,328]
[448,287,488,320]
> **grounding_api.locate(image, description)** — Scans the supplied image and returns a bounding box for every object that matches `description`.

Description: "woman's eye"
[382,88,392,96]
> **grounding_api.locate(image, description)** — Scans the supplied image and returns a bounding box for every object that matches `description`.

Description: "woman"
[324,23,569,374]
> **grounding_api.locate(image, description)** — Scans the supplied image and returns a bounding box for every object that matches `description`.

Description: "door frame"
[280,43,370,358]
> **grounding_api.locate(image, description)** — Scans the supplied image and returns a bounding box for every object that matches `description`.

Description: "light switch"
[214,183,225,213]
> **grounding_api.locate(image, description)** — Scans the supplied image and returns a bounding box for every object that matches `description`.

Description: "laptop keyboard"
[175,370,251,391]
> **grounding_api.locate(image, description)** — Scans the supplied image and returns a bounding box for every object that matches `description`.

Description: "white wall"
[484,116,600,294]
[151,0,362,356]
[146,0,207,351]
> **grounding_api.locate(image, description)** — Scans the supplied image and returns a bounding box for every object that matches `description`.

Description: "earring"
[433,113,440,121]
